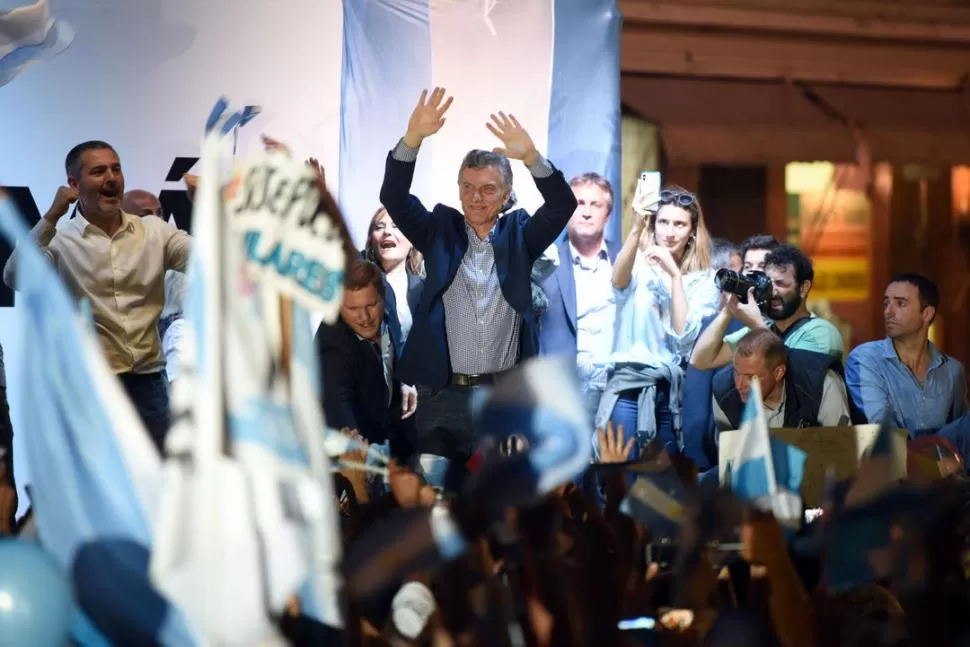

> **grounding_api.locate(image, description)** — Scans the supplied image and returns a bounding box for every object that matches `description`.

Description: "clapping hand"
[487,111,539,167]
[404,87,453,147]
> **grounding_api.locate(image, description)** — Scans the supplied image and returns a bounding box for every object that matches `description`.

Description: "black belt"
[451,372,506,387]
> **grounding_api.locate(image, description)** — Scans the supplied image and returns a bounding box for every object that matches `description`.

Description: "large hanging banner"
[339,0,622,248]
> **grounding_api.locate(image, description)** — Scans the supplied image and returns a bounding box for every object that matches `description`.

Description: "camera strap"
[771,314,813,341]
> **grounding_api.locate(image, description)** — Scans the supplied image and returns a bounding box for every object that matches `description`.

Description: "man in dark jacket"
[379,87,577,460]
[712,328,850,431]
[315,260,417,460]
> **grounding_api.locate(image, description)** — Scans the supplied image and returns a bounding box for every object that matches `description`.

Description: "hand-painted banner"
[225,153,345,323]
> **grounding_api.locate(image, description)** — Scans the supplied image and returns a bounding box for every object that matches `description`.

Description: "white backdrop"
[0,0,621,516]
[0,0,345,513]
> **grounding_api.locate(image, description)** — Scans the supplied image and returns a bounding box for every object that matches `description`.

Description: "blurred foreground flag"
[150,100,347,645]
[0,197,197,645]
[0,0,73,87]
[723,377,806,532]
[471,355,592,508]
[620,463,687,539]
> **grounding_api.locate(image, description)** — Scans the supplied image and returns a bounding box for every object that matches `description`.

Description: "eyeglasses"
[659,190,696,209]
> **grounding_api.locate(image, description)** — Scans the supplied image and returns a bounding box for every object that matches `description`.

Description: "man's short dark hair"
[735,328,787,369]
[65,141,118,178]
[739,234,780,263]
[889,273,939,311]
[344,260,385,300]
[764,244,814,284]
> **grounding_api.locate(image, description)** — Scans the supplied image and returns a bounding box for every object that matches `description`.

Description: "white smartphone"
[638,170,662,198]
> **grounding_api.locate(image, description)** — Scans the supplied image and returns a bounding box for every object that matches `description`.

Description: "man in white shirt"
[3,141,191,452]
[538,172,615,418]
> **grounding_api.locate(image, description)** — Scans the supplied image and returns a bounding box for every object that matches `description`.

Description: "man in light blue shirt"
[846,273,967,435]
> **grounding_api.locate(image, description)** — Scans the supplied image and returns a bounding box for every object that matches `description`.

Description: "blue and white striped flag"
[724,377,805,530]
[0,197,199,645]
[620,466,687,539]
[338,0,621,248]
[0,0,73,88]
[151,102,347,644]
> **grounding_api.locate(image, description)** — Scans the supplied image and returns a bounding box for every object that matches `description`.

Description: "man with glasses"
[378,87,576,461]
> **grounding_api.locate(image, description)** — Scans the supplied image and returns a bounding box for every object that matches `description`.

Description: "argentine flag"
[339,0,621,248]
[0,0,73,88]
[151,103,345,645]
[724,377,806,531]
[0,198,198,645]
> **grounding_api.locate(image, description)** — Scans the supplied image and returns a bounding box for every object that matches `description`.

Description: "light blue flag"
[0,0,74,87]
[471,355,593,508]
[725,377,805,530]
[0,198,199,645]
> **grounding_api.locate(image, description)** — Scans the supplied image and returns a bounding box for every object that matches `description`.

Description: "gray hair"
[458,149,516,212]
[710,237,740,271]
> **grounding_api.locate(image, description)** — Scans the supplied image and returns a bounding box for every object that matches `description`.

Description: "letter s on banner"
[225,152,346,324]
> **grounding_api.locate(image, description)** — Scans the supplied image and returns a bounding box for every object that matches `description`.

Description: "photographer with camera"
[689,244,844,371]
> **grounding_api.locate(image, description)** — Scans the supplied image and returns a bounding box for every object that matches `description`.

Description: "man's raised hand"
[404,87,453,148]
[487,112,539,167]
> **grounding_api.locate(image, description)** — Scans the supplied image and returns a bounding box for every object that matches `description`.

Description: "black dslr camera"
[714,269,773,313]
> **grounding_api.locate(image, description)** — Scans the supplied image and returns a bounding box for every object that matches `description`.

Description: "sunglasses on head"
[659,190,696,208]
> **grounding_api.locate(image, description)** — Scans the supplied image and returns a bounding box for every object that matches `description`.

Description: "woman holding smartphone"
[595,181,718,458]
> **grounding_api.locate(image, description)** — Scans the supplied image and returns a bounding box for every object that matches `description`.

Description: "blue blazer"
[538,238,616,359]
[379,152,577,390]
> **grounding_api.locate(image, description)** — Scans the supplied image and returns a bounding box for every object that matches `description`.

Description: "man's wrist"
[402,132,424,149]
[748,316,769,330]
[522,149,540,168]
[43,209,64,225]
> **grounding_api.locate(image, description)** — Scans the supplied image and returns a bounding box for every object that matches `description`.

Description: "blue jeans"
[608,380,677,460]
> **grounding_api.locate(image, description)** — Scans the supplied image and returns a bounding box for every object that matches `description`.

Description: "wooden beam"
[618,0,970,43]
[620,0,970,26]
[621,27,970,89]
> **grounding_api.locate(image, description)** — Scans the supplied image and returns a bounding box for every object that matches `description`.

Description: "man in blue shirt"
[846,273,967,435]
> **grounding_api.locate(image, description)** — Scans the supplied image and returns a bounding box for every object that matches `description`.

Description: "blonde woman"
[363,207,425,350]
[595,185,719,458]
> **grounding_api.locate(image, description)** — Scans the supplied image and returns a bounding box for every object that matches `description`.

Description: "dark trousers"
[0,386,16,529]
[414,385,481,462]
[119,372,171,454]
